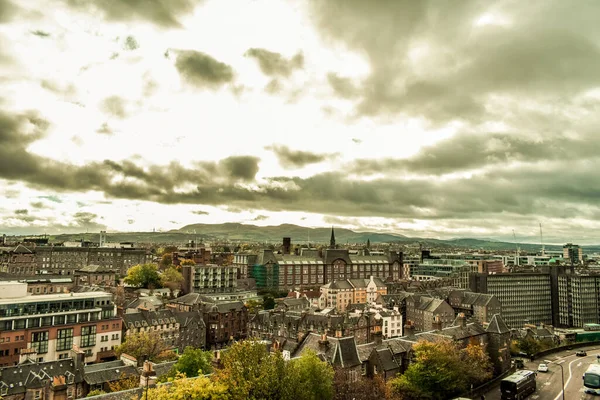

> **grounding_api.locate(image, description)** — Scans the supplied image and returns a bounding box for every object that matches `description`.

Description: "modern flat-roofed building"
[0,282,121,366]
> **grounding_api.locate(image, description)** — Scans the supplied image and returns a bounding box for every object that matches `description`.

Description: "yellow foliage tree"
[145,374,230,400]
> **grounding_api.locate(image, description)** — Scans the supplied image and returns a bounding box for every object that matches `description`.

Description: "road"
[482,345,600,400]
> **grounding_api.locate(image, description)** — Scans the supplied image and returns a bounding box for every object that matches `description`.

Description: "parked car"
[514,359,525,369]
[577,350,588,356]
[537,363,549,372]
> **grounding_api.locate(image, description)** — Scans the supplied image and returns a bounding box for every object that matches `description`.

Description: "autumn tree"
[124,263,162,289]
[115,331,175,363]
[107,372,139,392]
[215,339,286,400]
[518,336,542,356]
[145,373,230,400]
[333,368,392,400]
[159,253,173,269]
[161,266,184,297]
[162,346,213,381]
[282,350,334,400]
[389,339,492,400]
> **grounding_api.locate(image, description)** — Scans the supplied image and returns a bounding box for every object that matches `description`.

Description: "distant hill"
[11,223,600,252]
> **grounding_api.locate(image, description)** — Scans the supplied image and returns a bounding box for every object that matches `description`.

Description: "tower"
[99,230,107,247]
[330,226,336,249]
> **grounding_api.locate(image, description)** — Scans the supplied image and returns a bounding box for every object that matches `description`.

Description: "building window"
[80,325,96,347]
[31,331,49,354]
[57,328,74,351]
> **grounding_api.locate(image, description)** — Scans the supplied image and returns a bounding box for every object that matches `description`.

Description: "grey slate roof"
[123,309,178,330]
[84,360,139,385]
[486,314,510,334]
[295,333,361,368]
[375,348,400,372]
[0,358,83,396]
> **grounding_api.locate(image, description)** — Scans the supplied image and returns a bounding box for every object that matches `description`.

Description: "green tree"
[389,339,492,400]
[282,350,334,400]
[215,339,286,400]
[518,336,542,356]
[115,331,172,363]
[161,266,184,297]
[124,263,161,289]
[245,299,263,314]
[262,295,276,310]
[159,253,173,269]
[146,373,230,400]
[162,347,213,381]
[107,372,139,392]
[86,389,106,397]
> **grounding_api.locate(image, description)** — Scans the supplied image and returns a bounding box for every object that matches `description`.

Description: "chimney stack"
[19,348,38,364]
[374,330,383,345]
[318,332,330,352]
[456,313,466,328]
[404,321,415,337]
[140,360,157,388]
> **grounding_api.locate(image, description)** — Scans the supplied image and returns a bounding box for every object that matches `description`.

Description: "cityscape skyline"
[1,1,600,243]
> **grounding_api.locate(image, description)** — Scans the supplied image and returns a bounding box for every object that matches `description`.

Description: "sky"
[1,0,600,244]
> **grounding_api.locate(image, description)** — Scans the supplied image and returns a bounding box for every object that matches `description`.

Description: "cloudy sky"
[1,0,599,244]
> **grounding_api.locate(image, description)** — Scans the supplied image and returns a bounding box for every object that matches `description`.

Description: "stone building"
[122,309,206,352]
[405,294,455,332]
[320,276,388,312]
[0,349,86,400]
[167,293,248,349]
[0,245,36,275]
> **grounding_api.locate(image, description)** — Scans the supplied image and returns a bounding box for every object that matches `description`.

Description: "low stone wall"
[531,340,600,361]
[458,365,516,399]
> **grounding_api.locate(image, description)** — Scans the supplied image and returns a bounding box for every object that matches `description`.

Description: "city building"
[412,260,472,289]
[563,243,583,265]
[35,244,150,276]
[75,265,118,287]
[21,277,74,295]
[0,282,122,366]
[249,233,403,291]
[181,264,237,294]
[0,348,86,400]
[558,271,600,327]
[0,245,36,275]
[167,293,248,349]
[319,276,387,312]
[405,295,455,332]
[470,271,554,328]
[122,309,206,352]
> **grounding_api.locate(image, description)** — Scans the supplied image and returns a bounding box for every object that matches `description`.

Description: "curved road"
[483,345,600,400]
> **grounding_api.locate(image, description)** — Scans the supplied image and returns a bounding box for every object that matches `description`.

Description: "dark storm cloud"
[175,50,234,88]
[349,127,600,176]
[100,96,127,119]
[30,201,45,209]
[266,145,338,169]
[245,48,304,77]
[311,1,600,124]
[14,209,28,215]
[192,210,209,215]
[252,215,268,221]
[31,30,50,38]
[64,0,202,28]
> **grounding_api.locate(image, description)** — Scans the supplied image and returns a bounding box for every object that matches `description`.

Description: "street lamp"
[545,359,565,400]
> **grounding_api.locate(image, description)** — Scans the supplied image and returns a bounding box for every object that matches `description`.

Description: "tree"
[86,389,106,397]
[146,374,230,400]
[107,372,139,392]
[161,267,184,297]
[159,253,173,269]
[282,351,334,400]
[245,299,263,314]
[162,347,213,381]
[389,339,493,400]
[115,331,172,363]
[333,368,392,400]
[518,336,542,356]
[124,263,161,289]
[180,259,196,266]
[215,339,286,400]
[262,295,275,310]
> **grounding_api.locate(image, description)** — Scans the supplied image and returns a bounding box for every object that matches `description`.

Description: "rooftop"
[0,291,112,304]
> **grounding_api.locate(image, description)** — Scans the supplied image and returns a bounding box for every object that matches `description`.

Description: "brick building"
[0,282,121,366]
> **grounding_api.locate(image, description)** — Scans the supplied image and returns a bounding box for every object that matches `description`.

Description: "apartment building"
[563,243,583,265]
[405,295,455,332]
[0,282,121,366]
[320,276,387,312]
[181,264,237,294]
[0,245,36,275]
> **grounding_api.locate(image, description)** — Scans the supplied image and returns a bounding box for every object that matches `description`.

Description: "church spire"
[330,226,336,249]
